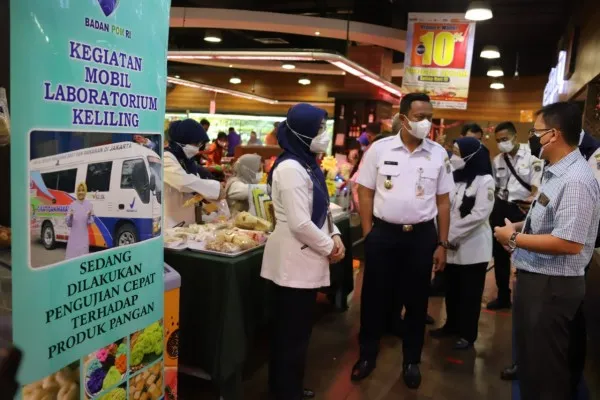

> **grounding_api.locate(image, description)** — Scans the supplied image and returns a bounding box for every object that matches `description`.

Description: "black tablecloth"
[164,216,353,399]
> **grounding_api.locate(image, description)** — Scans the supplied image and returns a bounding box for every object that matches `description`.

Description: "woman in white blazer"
[429,136,495,350]
[163,119,223,228]
[261,104,345,400]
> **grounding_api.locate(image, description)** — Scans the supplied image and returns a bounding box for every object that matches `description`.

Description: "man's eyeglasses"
[528,128,554,138]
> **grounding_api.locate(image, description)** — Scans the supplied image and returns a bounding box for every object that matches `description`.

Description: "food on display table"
[234,212,272,232]
[128,362,163,400]
[164,218,269,254]
[22,364,79,400]
[97,387,127,400]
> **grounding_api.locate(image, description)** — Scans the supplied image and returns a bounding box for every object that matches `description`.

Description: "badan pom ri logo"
[98,0,120,17]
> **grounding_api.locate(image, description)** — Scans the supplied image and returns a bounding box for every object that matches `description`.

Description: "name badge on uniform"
[384,161,398,166]
[538,193,550,207]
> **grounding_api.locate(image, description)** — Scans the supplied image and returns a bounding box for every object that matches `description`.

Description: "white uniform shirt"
[356,135,455,224]
[492,144,542,202]
[447,175,495,265]
[579,131,600,185]
[261,159,340,289]
[163,152,221,228]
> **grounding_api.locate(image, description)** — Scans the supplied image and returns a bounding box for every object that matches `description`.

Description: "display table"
[164,215,353,399]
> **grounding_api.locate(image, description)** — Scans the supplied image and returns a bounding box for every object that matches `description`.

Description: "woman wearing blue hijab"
[163,119,223,228]
[261,104,345,400]
[429,137,495,350]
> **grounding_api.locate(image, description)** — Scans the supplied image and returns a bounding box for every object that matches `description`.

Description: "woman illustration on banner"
[65,182,94,260]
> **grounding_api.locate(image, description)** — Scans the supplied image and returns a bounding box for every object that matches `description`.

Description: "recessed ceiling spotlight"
[465,1,493,21]
[174,75,180,79]
[298,77,311,85]
[490,80,505,90]
[229,75,241,84]
[204,30,222,43]
[487,66,504,77]
[480,45,500,59]
[281,63,296,70]
[315,31,321,36]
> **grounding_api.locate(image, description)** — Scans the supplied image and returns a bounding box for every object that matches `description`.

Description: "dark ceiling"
[169,0,574,78]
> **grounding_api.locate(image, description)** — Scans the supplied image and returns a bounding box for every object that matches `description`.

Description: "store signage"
[402,13,476,110]
[10,0,170,399]
[543,50,567,106]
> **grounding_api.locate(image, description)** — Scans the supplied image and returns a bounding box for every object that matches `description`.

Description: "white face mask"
[404,117,432,140]
[450,154,465,171]
[182,144,199,159]
[498,140,514,153]
[288,120,331,154]
[254,172,263,183]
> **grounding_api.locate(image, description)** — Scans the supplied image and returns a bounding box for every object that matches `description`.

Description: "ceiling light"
[167,77,278,104]
[298,77,311,85]
[490,81,505,90]
[229,76,241,84]
[480,45,500,59]
[315,31,321,36]
[465,1,493,21]
[229,64,233,68]
[174,75,180,79]
[204,30,222,43]
[487,66,504,77]
[281,63,296,70]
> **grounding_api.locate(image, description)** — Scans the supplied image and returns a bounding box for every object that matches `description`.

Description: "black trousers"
[490,200,526,301]
[359,218,437,364]
[444,262,487,343]
[514,271,585,400]
[269,283,317,400]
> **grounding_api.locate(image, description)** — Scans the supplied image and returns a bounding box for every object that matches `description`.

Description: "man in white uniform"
[488,122,542,310]
[351,93,454,389]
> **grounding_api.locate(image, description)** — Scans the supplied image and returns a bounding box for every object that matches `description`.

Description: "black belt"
[373,217,434,233]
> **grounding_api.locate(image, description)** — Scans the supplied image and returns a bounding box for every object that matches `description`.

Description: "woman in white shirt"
[225,153,262,213]
[163,119,224,228]
[261,103,345,400]
[429,136,495,350]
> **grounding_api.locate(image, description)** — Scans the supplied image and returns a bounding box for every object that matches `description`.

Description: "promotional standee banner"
[401,13,476,110]
[10,0,171,399]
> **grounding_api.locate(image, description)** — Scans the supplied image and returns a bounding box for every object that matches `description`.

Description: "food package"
[205,240,241,253]
[182,194,204,208]
[234,212,272,232]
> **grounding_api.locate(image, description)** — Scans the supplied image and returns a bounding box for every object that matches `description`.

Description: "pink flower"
[96,348,109,362]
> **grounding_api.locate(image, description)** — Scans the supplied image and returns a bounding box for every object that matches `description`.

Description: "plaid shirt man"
[513,150,600,276]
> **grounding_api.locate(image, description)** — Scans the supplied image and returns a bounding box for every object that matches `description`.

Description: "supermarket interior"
[2,0,600,399]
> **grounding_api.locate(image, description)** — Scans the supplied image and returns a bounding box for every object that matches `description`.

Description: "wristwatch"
[508,232,520,251]
[438,241,450,250]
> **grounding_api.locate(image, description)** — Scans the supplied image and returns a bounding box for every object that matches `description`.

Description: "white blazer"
[447,175,495,265]
[261,159,339,289]
[163,152,221,228]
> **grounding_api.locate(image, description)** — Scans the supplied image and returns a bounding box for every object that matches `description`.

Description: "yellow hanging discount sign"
[402,13,476,110]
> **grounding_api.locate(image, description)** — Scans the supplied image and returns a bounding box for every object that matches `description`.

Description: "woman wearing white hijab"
[225,154,263,213]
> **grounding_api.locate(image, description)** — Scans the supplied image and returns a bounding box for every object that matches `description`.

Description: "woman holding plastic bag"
[164,119,225,228]
[261,104,345,400]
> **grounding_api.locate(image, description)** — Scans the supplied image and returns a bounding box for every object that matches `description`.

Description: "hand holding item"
[329,235,346,264]
[432,245,446,272]
[493,218,515,246]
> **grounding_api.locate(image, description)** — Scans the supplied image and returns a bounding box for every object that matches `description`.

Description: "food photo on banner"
[10,0,172,398]
[401,13,476,110]
[29,132,163,269]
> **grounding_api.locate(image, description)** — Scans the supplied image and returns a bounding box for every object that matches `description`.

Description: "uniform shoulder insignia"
[532,160,542,172]
[594,153,600,160]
